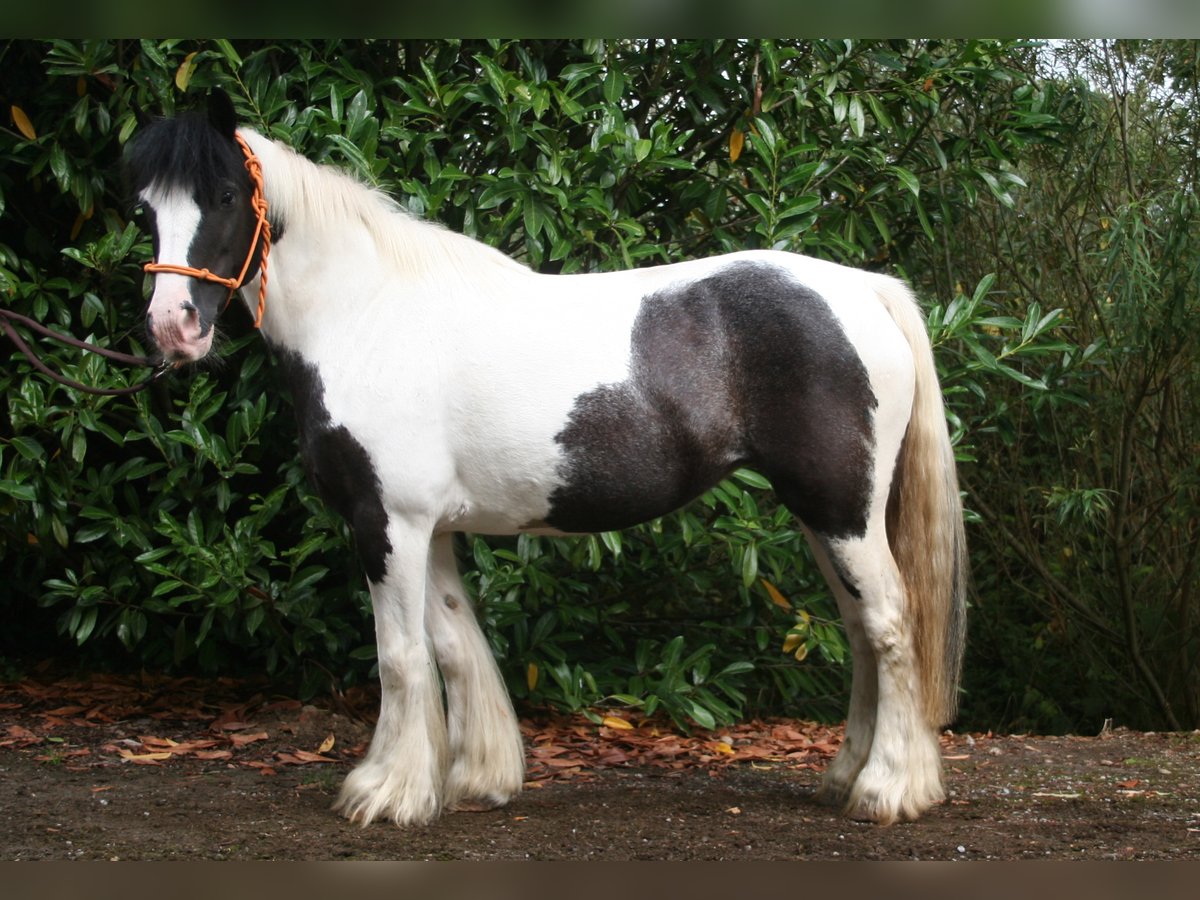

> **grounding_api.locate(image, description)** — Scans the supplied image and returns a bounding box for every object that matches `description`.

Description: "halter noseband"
[143,132,272,329]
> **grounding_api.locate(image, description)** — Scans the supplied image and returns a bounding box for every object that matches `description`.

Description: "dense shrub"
[2,39,1088,729]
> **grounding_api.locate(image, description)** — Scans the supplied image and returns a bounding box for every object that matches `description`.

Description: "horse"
[124,89,967,828]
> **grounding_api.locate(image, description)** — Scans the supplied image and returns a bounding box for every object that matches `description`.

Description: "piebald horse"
[125,91,966,827]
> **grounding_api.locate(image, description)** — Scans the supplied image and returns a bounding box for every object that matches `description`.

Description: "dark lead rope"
[0,307,171,396]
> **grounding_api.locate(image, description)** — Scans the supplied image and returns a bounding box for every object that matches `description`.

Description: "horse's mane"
[251,132,529,281]
[126,114,528,281]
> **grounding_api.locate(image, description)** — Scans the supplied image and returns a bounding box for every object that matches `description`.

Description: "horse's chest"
[271,349,394,579]
[272,341,583,535]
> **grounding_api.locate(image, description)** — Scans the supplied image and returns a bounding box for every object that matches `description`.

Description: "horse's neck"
[240,131,531,351]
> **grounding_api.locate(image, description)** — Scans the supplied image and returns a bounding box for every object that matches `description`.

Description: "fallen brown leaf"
[117,749,170,765]
[192,749,234,761]
[43,705,88,716]
[4,724,42,746]
[229,731,269,748]
[138,735,178,748]
[544,756,589,768]
[276,749,338,765]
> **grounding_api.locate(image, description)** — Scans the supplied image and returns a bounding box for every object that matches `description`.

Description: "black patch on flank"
[544,261,878,541]
[273,348,392,584]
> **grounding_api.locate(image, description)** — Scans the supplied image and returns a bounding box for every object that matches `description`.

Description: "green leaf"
[600,530,622,558]
[741,543,759,588]
[967,337,1000,370]
[213,39,243,68]
[848,94,865,138]
[731,468,772,490]
[75,522,111,543]
[74,607,98,644]
[687,700,717,730]
[744,193,773,221]
[889,164,920,196]
[9,436,45,460]
[972,273,997,303]
[0,480,37,502]
[717,661,755,678]
[602,68,625,105]
[831,92,847,124]
[976,169,1014,207]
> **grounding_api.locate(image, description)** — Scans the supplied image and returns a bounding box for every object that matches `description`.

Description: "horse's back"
[517,251,915,536]
[302,248,915,538]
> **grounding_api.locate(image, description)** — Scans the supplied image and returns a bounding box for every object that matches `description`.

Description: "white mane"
[247,131,529,281]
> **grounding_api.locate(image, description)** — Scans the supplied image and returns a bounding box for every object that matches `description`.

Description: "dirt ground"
[2,669,1199,861]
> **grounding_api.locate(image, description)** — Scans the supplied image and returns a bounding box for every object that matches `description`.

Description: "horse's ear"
[129,97,151,128]
[207,88,238,140]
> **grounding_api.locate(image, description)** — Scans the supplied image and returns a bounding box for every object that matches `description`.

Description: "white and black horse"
[125,91,966,827]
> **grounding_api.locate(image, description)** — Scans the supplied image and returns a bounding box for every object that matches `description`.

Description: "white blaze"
[140,184,214,362]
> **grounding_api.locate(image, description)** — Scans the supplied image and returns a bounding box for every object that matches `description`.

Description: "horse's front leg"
[334,520,449,826]
[425,533,526,811]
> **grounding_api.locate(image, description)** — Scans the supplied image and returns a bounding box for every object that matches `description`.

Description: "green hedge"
[1,39,1068,728]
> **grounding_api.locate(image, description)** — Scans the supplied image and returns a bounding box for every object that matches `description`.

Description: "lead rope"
[0,307,170,396]
[142,132,272,328]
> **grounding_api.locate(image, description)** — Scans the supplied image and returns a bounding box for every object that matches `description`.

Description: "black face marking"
[273,348,392,584]
[124,103,283,338]
[544,262,877,540]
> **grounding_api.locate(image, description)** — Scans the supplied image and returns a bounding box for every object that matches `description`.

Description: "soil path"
[2,671,1198,860]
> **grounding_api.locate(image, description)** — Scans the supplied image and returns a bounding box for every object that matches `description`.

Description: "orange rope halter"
[143,133,272,328]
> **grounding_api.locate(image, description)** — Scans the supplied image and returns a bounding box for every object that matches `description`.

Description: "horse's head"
[125,90,266,364]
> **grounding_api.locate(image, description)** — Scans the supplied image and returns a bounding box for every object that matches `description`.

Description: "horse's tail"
[871,273,968,728]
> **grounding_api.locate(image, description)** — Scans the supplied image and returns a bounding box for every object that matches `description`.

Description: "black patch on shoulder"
[273,348,391,584]
[544,261,877,540]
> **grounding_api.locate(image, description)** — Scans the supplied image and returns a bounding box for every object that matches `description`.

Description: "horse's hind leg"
[333,520,449,826]
[425,533,526,811]
[814,527,944,824]
[761,345,941,822]
[803,531,878,808]
[779,479,942,822]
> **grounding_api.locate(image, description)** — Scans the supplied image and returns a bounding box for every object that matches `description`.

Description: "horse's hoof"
[448,797,507,813]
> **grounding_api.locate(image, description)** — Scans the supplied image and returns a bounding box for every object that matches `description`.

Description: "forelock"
[124,112,246,201]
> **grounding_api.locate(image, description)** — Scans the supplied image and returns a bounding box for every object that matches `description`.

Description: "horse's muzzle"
[146,283,214,362]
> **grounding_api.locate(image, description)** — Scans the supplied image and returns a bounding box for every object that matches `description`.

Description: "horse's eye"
[220,190,235,207]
